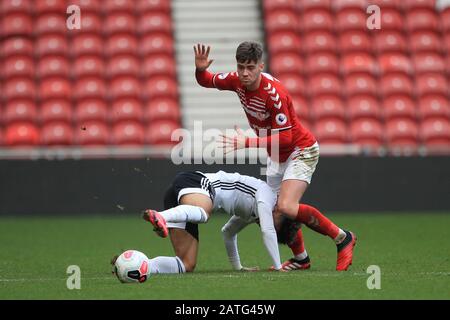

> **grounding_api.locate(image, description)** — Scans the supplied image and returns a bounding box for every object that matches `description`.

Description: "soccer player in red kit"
[194,42,356,271]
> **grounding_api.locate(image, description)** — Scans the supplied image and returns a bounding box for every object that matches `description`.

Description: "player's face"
[237,60,264,88]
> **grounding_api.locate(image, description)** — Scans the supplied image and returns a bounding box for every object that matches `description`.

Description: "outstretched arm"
[257,200,283,271]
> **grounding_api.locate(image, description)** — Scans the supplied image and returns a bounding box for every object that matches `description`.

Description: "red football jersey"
[197,70,316,162]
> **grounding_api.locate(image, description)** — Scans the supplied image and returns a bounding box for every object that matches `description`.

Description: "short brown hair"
[236,41,263,64]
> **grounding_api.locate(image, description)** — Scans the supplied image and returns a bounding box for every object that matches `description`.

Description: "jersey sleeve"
[196,70,239,91]
[266,85,294,131]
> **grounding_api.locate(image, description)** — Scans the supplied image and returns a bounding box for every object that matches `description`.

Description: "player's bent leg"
[169,227,199,273]
[179,193,213,220]
[277,179,309,219]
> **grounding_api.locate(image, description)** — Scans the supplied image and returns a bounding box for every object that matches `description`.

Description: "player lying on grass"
[141,170,303,273]
[194,42,357,270]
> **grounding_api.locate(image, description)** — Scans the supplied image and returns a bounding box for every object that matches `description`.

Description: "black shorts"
[163,171,215,241]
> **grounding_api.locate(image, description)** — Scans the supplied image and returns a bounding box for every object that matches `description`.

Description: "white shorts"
[266,142,320,195]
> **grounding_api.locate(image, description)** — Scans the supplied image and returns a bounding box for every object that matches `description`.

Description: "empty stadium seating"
[0,0,180,148]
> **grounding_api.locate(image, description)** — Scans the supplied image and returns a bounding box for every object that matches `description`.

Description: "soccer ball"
[113,250,150,283]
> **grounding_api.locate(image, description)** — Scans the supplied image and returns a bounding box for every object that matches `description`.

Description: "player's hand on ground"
[218,126,247,154]
[194,43,214,71]
[240,266,260,272]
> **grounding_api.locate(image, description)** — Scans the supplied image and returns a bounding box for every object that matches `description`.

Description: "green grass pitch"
[0,212,449,299]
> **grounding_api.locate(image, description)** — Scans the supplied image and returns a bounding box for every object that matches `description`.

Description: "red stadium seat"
[111,99,143,123]
[1,37,33,58]
[406,9,440,32]
[77,12,102,34]
[338,31,371,53]
[350,118,384,147]
[142,54,176,77]
[34,0,67,14]
[145,120,180,146]
[378,53,413,75]
[341,53,377,75]
[0,0,32,14]
[4,78,36,101]
[72,55,105,78]
[379,8,404,30]
[309,74,342,97]
[104,13,136,35]
[300,0,331,11]
[109,76,141,100]
[386,118,419,148]
[345,74,378,97]
[380,73,414,97]
[403,0,436,11]
[143,76,178,99]
[35,13,66,35]
[267,32,302,55]
[305,53,339,75]
[106,33,138,57]
[420,118,450,147]
[35,34,69,57]
[314,119,348,144]
[1,13,32,36]
[136,0,171,13]
[290,95,310,121]
[311,95,346,121]
[418,95,449,120]
[39,78,71,100]
[441,7,450,32]
[3,55,34,79]
[41,122,73,146]
[103,0,135,13]
[374,31,407,53]
[75,121,110,145]
[270,53,305,76]
[333,0,366,10]
[144,97,180,122]
[4,100,37,124]
[112,121,145,145]
[445,34,450,56]
[409,31,442,53]
[5,122,40,146]
[265,10,299,33]
[348,95,381,120]
[276,74,305,96]
[71,34,103,57]
[106,55,140,78]
[137,12,172,34]
[336,8,367,32]
[40,100,72,124]
[370,0,401,10]
[301,9,333,32]
[37,56,70,79]
[74,99,108,123]
[69,0,101,13]
[263,0,296,11]
[304,31,337,53]
[139,33,174,56]
[413,53,446,74]
[0,128,3,146]
[415,73,448,97]
[73,77,106,101]
[383,95,417,120]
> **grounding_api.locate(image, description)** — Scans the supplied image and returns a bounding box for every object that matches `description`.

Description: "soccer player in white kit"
[142,170,292,273]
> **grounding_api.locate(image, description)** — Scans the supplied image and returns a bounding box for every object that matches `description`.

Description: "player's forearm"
[222,233,242,270]
[245,129,293,151]
[257,201,282,270]
[195,69,215,88]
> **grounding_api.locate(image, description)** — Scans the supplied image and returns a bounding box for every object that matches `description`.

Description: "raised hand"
[218,125,247,154]
[194,43,214,71]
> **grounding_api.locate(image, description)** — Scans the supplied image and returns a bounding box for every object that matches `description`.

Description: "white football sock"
[148,256,186,274]
[294,250,308,261]
[334,229,347,244]
[160,205,208,223]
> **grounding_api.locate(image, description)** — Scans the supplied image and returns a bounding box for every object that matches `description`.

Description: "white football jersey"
[204,170,277,222]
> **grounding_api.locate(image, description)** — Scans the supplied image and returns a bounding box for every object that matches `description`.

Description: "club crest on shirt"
[276,113,288,126]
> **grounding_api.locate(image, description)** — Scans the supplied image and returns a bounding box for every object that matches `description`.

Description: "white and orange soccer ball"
[113,250,150,283]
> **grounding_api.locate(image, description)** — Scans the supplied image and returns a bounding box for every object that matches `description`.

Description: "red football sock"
[296,204,339,239]
[288,228,305,256]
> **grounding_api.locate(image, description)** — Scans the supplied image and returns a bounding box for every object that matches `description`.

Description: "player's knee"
[183,261,197,272]
[277,200,298,219]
